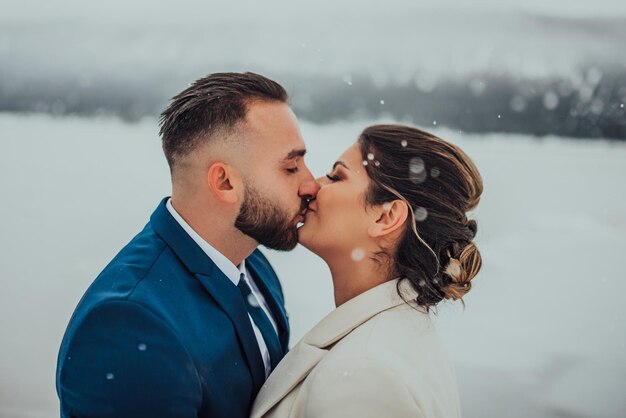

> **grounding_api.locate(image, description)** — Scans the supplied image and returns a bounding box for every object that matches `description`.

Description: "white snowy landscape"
[1,0,626,416]
[1,114,625,417]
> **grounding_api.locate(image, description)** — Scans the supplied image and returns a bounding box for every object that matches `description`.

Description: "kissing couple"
[56,72,483,418]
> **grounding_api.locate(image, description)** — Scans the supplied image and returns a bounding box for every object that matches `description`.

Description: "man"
[56,72,320,418]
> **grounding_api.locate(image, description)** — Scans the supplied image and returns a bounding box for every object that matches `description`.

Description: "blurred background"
[1,0,625,417]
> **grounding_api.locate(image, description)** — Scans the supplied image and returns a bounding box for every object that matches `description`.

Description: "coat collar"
[251,278,419,418]
[304,278,418,348]
[150,197,215,276]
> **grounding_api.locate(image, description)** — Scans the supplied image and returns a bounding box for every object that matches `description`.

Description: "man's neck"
[170,196,258,266]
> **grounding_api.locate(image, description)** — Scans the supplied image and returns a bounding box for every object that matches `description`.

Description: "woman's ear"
[367,199,409,238]
[207,163,240,204]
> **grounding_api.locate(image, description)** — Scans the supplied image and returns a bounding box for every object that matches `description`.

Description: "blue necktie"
[238,273,282,371]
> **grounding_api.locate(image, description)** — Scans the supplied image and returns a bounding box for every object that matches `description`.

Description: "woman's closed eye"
[326,173,341,182]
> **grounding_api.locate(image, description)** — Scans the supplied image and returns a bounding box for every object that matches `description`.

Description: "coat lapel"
[250,342,326,418]
[251,279,420,417]
[303,278,418,349]
[150,198,266,393]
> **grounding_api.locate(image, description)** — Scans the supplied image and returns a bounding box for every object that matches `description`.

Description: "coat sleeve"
[302,356,425,418]
[58,300,203,418]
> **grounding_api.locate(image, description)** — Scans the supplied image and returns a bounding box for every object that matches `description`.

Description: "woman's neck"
[325,250,391,307]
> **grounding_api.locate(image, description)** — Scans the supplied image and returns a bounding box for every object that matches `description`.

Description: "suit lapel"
[195,271,266,393]
[150,198,266,392]
[250,342,326,418]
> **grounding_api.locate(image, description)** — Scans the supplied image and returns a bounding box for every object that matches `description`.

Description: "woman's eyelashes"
[326,173,341,182]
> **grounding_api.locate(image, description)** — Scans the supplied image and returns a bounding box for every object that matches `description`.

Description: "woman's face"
[298,142,375,258]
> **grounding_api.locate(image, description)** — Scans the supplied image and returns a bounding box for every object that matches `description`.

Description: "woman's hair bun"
[441,242,481,302]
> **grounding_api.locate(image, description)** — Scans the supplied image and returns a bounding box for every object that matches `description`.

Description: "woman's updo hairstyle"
[358,125,483,309]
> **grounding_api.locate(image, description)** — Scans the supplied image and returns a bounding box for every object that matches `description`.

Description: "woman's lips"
[297,209,314,228]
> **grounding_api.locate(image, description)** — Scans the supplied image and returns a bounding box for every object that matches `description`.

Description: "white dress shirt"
[166,198,278,377]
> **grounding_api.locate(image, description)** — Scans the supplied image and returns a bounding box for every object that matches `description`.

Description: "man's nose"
[299,173,320,199]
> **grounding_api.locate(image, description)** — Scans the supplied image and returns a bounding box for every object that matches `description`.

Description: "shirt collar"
[166,198,245,286]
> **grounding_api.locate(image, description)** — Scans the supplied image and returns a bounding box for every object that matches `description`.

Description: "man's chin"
[258,226,299,251]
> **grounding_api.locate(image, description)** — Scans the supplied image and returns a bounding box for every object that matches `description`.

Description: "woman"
[251,125,483,418]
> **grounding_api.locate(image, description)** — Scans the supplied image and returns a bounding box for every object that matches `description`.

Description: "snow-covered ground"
[1,113,625,417]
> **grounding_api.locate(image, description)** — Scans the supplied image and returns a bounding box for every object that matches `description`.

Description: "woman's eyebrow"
[332,161,349,170]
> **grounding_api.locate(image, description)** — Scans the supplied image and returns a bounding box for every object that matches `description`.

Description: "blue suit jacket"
[56,198,290,418]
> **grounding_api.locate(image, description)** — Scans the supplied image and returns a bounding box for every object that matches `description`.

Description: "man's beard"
[235,184,303,251]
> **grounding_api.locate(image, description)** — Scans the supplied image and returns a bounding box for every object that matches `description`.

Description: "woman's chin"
[296,223,314,249]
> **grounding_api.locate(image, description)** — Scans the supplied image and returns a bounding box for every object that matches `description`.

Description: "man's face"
[234,101,319,251]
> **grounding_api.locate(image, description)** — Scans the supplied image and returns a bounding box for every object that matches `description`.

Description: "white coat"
[251,279,462,418]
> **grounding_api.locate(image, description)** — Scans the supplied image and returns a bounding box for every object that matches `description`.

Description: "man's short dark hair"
[159,72,288,169]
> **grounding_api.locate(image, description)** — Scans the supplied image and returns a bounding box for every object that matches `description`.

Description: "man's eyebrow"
[333,161,350,170]
[282,149,307,161]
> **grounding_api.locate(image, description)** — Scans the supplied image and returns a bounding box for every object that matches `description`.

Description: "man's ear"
[207,162,240,204]
[367,199,409,238]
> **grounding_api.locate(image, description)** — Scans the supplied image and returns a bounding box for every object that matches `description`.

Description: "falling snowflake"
[543,91,559,110]
[510,95,527,113]
[247,294,260,307]
[409,157,427,183]
[351,248,365,261]
[414,207,428,221]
